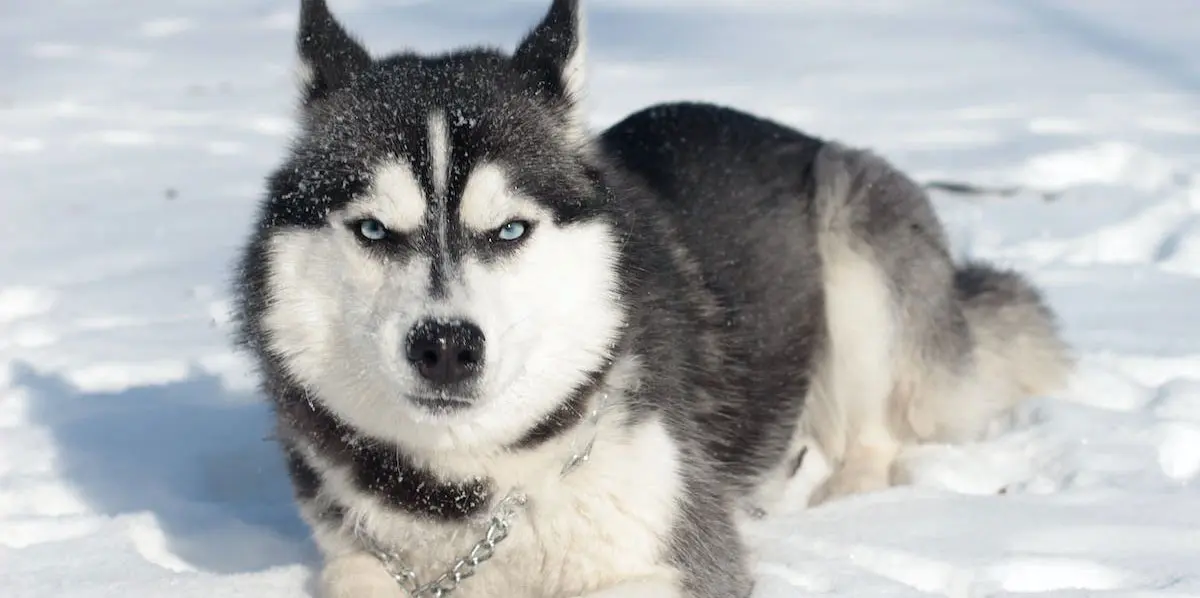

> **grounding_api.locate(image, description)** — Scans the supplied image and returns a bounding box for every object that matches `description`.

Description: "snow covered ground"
[2,0,1199,596]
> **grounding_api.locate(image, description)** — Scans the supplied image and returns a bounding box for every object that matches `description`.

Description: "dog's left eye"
[495,220,530,242]
[356,219,388,241]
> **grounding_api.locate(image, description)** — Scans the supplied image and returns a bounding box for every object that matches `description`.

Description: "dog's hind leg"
[799,144,1073,507]
[801,143,975,507]
[803,225,903,506]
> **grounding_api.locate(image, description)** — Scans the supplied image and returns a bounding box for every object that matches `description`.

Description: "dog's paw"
[807,460,892,507]
[806,439,901,507]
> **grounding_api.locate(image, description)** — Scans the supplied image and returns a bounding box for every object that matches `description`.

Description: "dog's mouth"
[407,394,474,414]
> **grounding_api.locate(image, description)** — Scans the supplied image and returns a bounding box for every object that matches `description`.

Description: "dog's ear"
[513,0,589,141]
[296,0,372,105]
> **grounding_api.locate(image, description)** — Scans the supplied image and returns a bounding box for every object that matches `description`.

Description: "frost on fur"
[296,0,371,105]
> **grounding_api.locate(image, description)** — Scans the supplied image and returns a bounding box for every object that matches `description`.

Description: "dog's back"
[600,102,1073,507]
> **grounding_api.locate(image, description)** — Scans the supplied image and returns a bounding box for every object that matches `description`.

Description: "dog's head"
[244,0,625,450]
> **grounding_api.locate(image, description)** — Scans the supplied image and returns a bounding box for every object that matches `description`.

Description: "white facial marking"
[345,160,426,233]
[427,110,452,275]
[427,110,450,199]
[459,162,539,232]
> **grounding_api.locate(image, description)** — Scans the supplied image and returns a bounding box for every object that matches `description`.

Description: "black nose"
[405,319,485,386]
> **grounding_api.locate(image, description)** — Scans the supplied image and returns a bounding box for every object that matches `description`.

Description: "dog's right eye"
[355,218,388,242]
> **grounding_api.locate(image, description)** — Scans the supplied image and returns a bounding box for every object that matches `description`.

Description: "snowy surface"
[3,0,1199,596]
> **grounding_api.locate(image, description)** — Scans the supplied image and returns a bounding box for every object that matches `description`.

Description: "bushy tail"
[954,261,1074,407]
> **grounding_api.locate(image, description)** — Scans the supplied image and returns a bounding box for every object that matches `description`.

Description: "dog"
[231,1,1073,597]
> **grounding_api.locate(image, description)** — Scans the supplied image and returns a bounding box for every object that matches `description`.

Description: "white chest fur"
[310,415,685,598]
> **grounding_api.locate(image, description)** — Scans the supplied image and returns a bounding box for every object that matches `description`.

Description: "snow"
[2,0,1199,596]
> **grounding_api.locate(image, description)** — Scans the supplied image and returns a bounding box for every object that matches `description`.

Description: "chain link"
[366,492,526,598]
[363,392,610,598]
[560,391,605,477]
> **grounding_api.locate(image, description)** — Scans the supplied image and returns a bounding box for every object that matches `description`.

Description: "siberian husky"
[232,1,1072,596]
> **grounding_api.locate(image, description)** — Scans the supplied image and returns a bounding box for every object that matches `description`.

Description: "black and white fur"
[232,1,1073,597]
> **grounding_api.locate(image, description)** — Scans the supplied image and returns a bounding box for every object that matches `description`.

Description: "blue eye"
[358,219,388,241]
[496,220,528,242]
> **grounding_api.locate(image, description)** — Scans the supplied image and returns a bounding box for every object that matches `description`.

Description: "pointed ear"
[296,0,372,104]
[513,0,589,140]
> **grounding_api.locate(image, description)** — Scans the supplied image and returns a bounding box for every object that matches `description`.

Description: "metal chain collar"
[361,392,610,598]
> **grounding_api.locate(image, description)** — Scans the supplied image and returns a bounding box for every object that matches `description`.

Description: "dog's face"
[251,0,625,450]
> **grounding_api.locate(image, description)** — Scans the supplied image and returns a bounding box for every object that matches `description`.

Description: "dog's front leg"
[319,552,405,598]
